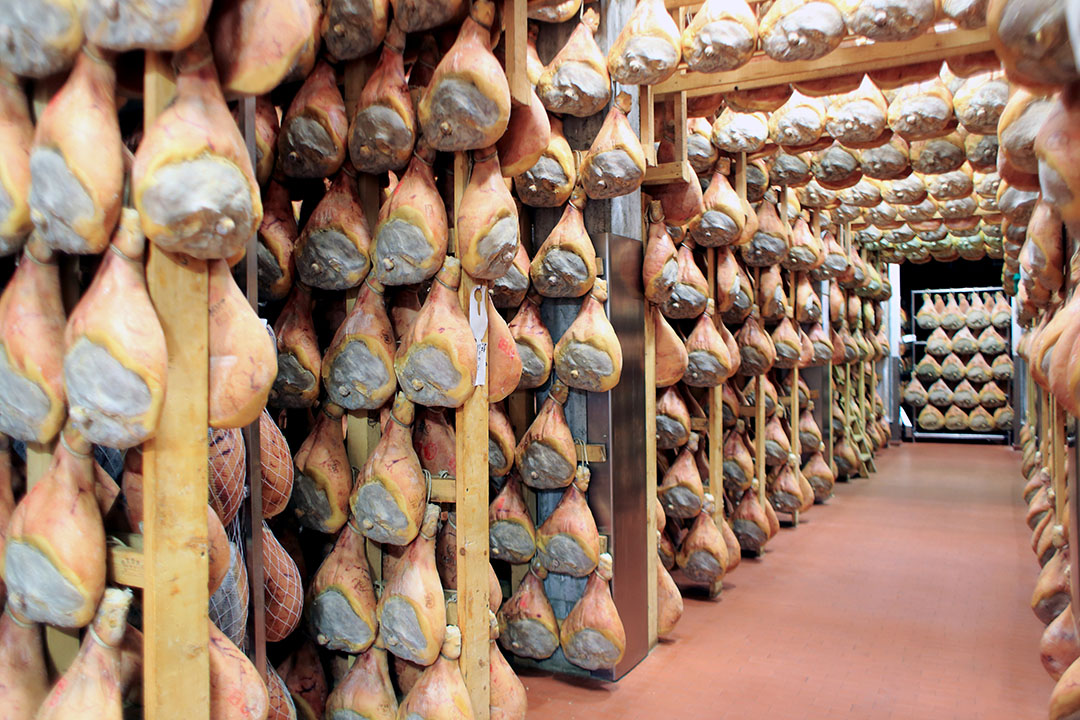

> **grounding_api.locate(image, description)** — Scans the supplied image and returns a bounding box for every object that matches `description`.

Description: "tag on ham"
[258,181,296,301]
[377,504,446,666]
[508,294,553,390]
[530,190,596,298]
[513,116,576,208]
[324,645,398,719]
[63,210,166,448]
[323,278,397,411]
[490,472,538,564]
[4,428,104,628]
[373,146,448,286]
[309,519,378,653]
[537,10,610,118]
[210,0,319,96]
[347,23,413,173]
[681,0,757,73]
[555,279,623,392]
[417,0,510,152]
[516,379,576,489]
[536,465,600,576]
[0,71,32,255]
[560,552,626,671]
[497,560,560,659]
[30,47,123,255]
[351,393,426,545]
[395,257,478,407]
[323,0,389,61]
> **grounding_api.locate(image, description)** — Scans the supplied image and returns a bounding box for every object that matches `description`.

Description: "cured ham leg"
[0,70,33,256]
[63,209,167,449]
[659,434,705,519]
[257,180,295,301]
[397,625,476,719]
[656,561,684,637]
[270,285,321,409]
[560,553,626,671]
[309,520,378,654]
[30,46,123,255]
[295,165,372,291]
[377,504,446,666]
[607,0,681,85]
[0,1,83,79]
[676,495,729,585]
[323,0,390,61]
[348,22,413,174]
[415,408,457,478]
[0,605,48,720]
[497,560,559,660]
[263,522,303,642]
[323,278,397,412]
[643,202,678,305]
[516,380,576,489]
[291,407,350,533]
[133,36,262,260]
[0,239,66,443]
[278,60,348,179]
[536,466,600,577]
[489,403,514,477]
[530,190,596,298]
[490,473,537,564]
[554,280,622,392]
[579,94,646,200]
[351,393,426,546]
[82,0,212,51]
[34,588,132,720]
[324,645,397,720]
[458,147,520,280]
[209,620,270,720]
[489,612,528,720]
[514,116,576,208]
[4,427,104,628]
[508,295,554,390]
[537,10,610,118]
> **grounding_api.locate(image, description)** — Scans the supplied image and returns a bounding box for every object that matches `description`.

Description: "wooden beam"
[643,159,696,186]
[644,302,658,648]
[654,26,994,98]
[141,51,211,720]
[641,85,656,166]
[503,0,530,105]
[453,152,491,720]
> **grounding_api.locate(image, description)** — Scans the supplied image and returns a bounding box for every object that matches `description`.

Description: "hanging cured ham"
[531,190,596,298]
[759,265,788,323]
[322,0,389,60]
[509,295,554,390]
[1043,604,1080,681]
[257,182,295,301]
[458,147,520,280]
[209,620,270,720]
[580,94,646,200]
[723,430,753,493]
[681,0,757,73]
[323,278,396,412]
[414,407,457,478]
[656,560,684,636]
[537,10,610,118]
[711,109,769,155]
[560,552,626,671]
[759,0,845,62]
[742,202,790,267]
[208,259,276,429]
[348,23,413,174]
[517,380,576,489]
[63,209,165,448]
[661,241,709,320]
[693,171,745,247]
[209,0,319,96]
[0,601,48,719]
[554,280,623,392]
[988,0,1077,88]
[418,0,510,152]
[351,393,426,545]
[656,385,691,449]
[607,0,681,85]
[295,166,371,291]
[0,1,83,78]
[887,78,955,142]
[488,297,523,404]
[732,488,770,553]
[676,496,729,586]
[489,403,515,477]
[0,71,32,255]
[643,203,678,304]
[655,312,688,389]
[4,427,104,628]
[659,434,705,519]
[30,47,123,256]
[397,625,476,719]
[843,0,936,41]
[736,308,776,376]
[309,519,378,653]
[263,522,303,642]
[770,91,826,149]
[278,61,349,179]
[490,473,537,564]
[378,504,446,666]
[395,257,477,408]
[492,242,531,309]
[134,36,262,259]
[497,558,559,659]
[684,300,733,387]
[292,406,351,534]
[514,116,576,208]
[1035,87,1080,228]
[536,465,600,576]
[270,286,320,409]
[373,146,448,286]
[324,645,397,720]
[34,587,132,720]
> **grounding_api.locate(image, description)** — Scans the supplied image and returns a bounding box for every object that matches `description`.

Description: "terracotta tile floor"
[520,443,1055,720]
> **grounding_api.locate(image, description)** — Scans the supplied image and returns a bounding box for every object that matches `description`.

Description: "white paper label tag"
[468,284,488,387]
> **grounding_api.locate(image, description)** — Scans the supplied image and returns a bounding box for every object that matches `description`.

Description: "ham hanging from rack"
[348,22,413,174]
[490,473,537,564]
[418,0,510,152]
[643,202,678,304]
[488,296,524,404]
[351,393,426,545]
[309,517,378,653]
[758,0,845,62]
[514,116,576,208]
[209,620,270,720]
[397,625,476,719]
[322,0,389,61]
[295,165,371,291]
[497,88,550,181]
[373,145,448,286]
[531,190,596,298]
[258,410,294,519]
[680,0,757,73]
[0,601,48,719]
[732,488,770,553]
[133,36,261,259]
[257,181,295,301]
[270,285,320,408]
[489,403,515,477]
[489,612,528,720]
[415,407,457,478]
[607,0,682,85]
[378,504,446,666]
[693,171,745,248]
[263,522,303,642]
[278,60,348,179]
[509,294,554,390]
[0,1,83,78]
[656,385,691,449]
[842,0,936,41]
[458,147,520,280]
[536,465,601,576]
[516,380,576,489]
[324,645,397,720]
[30,46,123,256]
[560,552,626,671]
[736,307,776,376]
[537,10,610,118]
[209,0,319,96]
[492,241,531,309]
[655,311,689,388]
[323,278,396,412]
[684,299,733,387]
[661,241,709,319]
[676,495,729,585]
[292,406,351,534]
[0,70,33,256]
[554,280,623,392]
[580,94,646,200]
[659,434,705,519]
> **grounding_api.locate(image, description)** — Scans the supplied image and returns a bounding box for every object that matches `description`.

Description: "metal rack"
[906,285,1011,443]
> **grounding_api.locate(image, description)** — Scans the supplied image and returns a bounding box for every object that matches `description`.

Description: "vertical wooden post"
[643,301,658,647]
[641,85,656,166]
[707,245,723,530]
[754,266,766,505]
[453,152,490,720]
[141,51,211,720]
[503,0,530,105]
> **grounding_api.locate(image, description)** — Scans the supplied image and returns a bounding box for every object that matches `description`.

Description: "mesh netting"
[263,521,303,643]
[209,427,246,526]
[209,537,250,647]
[259,411,294,520]
[266,664,298,720]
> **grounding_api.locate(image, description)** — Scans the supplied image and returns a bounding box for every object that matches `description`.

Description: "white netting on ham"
[266,664,298,720]
[209,530,250,648]
[263,521,303,643]
[209,427,246,526]
[259,411,294,519]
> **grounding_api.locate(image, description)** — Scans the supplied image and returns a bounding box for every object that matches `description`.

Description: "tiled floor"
[520,442,1055,720]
